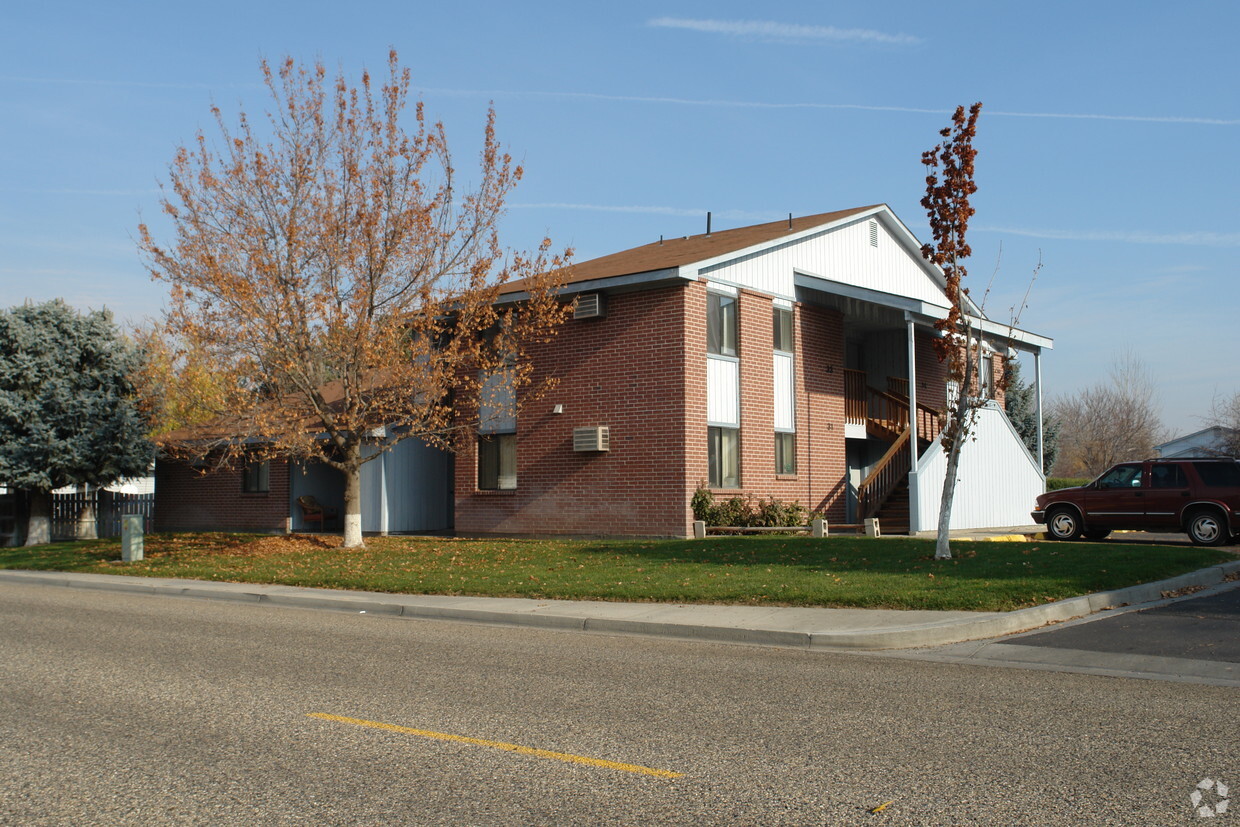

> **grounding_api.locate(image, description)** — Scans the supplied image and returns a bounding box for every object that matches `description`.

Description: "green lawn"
[1,533,1234,612]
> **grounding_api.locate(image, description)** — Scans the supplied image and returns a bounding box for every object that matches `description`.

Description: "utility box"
[121,514,144,562]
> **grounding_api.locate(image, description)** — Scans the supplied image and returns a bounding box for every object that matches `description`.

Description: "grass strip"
[1,533,1233,613]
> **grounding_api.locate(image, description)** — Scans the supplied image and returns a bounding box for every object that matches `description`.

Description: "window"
[708,426,740,488]
[1194,462,1240,488]
[773,307,793,353]
[775,433,796,475]
[1097,464,1143,489]
[478,433,517,490]
[242,460,269,493]
[707,292,738,357]
[1150,464,1188,489]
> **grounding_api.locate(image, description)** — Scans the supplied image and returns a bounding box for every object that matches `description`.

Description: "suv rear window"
[1192,461,1240,487]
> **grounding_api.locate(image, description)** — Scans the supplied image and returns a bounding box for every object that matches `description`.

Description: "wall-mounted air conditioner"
[573,426,610,452]
[573,293,606,319]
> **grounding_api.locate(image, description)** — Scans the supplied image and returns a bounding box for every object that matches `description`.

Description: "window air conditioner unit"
[573,293,606,319]
[573,426,610,452]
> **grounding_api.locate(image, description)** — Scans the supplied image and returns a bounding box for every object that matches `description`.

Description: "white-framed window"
[775,432,796,475]
[708,426,740,489]
[773,305,796,474]
[478,433,517,490]
[707,292,738,357]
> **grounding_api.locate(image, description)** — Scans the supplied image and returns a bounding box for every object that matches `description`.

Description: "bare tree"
[1051,353,1164,478]
[1204,392,1240,457]
[139,53,570,548]
[920,102,986,560]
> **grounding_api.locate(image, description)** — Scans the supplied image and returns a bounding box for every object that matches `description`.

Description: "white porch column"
[1034,349,1045,476]
[906,314,920,533]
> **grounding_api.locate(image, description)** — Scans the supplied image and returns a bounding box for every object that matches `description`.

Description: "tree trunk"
[935,431,964,560]
[935,331,978,560]
[342,444,364,548]
[25,489,51,546]
[76,485,98,540]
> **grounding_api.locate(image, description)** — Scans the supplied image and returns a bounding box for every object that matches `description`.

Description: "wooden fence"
[51,490,155,540]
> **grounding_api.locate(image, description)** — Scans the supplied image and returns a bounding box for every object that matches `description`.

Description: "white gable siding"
[700,216,948,306]
[914,403,1044,530]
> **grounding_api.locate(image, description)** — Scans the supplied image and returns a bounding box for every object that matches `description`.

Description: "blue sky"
[1,0,1236,434]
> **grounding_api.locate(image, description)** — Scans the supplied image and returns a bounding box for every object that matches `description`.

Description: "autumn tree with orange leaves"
[139,52,570,548]
[920,102,984,560]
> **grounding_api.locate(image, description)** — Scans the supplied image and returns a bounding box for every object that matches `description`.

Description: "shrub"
[1047,477,1091,491]
[690,485,809,527]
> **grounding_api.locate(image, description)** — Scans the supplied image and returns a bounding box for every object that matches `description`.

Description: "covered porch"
[797,273,1053,533]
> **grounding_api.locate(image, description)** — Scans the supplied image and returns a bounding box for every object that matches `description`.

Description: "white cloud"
[974,225,1240,247]
[648,17,920,46]
[417,86,1240,126]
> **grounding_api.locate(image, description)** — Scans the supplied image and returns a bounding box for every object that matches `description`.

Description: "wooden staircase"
[848,371,943,536]
[874,479,910,534]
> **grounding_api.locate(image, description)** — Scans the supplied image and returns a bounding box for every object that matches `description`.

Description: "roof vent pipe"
[788,213,793,229]
[706,211,712,237]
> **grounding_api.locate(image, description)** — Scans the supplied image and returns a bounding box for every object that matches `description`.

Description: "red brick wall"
[155,458,290,533]
[454,284,697,537]
[714,291,847,522]
[915,330,949,413]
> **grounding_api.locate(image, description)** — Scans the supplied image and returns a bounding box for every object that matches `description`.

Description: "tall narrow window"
[242,459,269,493]
[707,292,738,357]
[478,433,517,490]
[772,306,796,474]
[708,426,739,488]
[773,307,793,353]
[775,433,796,475]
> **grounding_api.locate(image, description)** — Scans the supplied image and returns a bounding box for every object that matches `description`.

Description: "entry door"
[1085,463,1149,527]
[1141,462,1191,529]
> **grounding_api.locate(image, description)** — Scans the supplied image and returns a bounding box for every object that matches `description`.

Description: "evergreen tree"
[1004,360,1059,474]
[0,300,154,545]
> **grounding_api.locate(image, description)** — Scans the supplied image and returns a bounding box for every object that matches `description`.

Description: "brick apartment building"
[156,204,1052,538]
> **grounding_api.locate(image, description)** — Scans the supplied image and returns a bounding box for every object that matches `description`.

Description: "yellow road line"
[306,712,683,779]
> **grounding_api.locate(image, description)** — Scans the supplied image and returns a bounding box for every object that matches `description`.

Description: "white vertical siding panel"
[707,357,739,425]
[914,404,1044,530]
[773,352,795,431]
[702,218,947,306]
[360,444,384,532]
[383,436,453,532]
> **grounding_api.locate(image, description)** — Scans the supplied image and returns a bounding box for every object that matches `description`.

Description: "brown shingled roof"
[502,205,883,295]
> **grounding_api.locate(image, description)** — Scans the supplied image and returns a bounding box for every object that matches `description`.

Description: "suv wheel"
[1047,508,1082,541]
[1186,509,1228,546]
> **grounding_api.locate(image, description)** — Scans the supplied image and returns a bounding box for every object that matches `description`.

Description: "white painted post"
[1034,350,1045,477]
[120,514,144,562]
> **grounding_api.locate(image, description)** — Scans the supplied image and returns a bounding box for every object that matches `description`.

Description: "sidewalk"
[4,556,1239,651]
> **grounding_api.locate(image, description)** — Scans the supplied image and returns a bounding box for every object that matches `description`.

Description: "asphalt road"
[1018,586,1240,663]
[1,581,1236,826]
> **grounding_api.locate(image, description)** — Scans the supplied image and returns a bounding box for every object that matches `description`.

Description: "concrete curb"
[2,559,1238,651]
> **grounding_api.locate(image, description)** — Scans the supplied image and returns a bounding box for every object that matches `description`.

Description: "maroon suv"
[1032,458,1240,546]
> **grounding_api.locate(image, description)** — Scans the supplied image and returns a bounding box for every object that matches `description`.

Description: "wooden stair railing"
[857,427,911,520]
[845,369,945,447]
[844,369,867,425]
